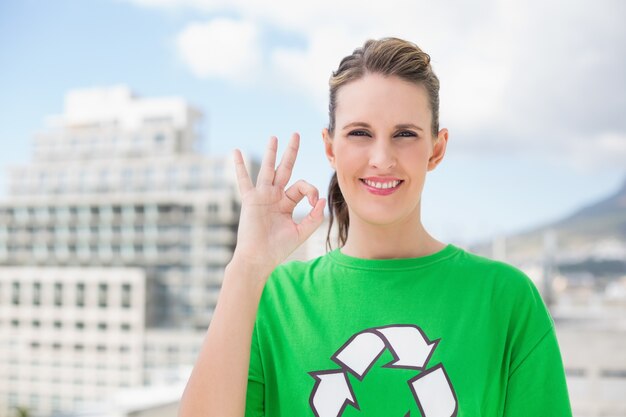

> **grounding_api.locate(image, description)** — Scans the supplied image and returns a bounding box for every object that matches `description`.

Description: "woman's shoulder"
[455,246,536,283]
[463,247,552,312]
[256,253,331,308]
[448,246,547,306]
[268,252,330,281]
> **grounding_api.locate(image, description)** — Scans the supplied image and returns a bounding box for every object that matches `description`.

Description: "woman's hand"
[230,133,326,276]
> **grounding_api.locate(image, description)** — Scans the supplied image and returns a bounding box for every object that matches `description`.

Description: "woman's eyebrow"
[395,123,424,132]
[342,122,424,131]
[342,122,371,130]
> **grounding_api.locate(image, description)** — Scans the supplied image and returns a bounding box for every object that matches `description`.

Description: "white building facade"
[0,267,145,415]
[0,86,259,417]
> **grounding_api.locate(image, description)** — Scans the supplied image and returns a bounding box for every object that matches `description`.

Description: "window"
[54,282,63,306]
[600,369,626,378]
[207,203,219,214]
[565,368,586,377]
[98,322,108,331]
[57,206,70,221]
[77,206,90,221]
[11,282,19,305]
[122,244,134,258]
[167,166,178,186]
[52,395,61,411]
[35,206,49,221]
[122,206,134,219]
[189,165,201,188]
[143,168,154,188]
[121,283,131,308]
[98,283,108,307]
[154,133,165,144]
[33,282,41,306]
[76,283,85,307]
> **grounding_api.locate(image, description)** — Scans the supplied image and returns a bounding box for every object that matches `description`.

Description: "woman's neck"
[339,213,445,260]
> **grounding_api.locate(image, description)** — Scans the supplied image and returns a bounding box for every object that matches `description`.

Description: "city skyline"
[1,0,625,246]
[0,86,249,415]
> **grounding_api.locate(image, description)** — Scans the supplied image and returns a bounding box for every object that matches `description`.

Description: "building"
[0,86,259,416]
[0,267,145,413]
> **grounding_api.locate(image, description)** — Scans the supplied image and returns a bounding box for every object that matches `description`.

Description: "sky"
[1,0,624,246]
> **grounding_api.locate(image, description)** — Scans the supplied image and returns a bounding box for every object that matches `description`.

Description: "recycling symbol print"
[308,324,458,417]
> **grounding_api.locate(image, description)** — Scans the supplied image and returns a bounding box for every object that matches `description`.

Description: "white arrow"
[309,371,358,417]
[409,364,457,417]
[376,325,438,369]
[333,331,386,379]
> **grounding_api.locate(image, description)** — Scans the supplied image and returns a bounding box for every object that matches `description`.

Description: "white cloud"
[270,27,363,111]
[175,18,261,83]
[128,0,626,170]
[564,132,626,172]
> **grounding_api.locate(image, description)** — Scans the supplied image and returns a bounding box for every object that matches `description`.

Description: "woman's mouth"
[359,178,404,195]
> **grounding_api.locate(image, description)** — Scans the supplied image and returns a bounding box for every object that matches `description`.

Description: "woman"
[179,38,572,417]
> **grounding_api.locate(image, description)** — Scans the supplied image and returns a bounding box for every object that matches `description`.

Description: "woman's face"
[323,73,448,227]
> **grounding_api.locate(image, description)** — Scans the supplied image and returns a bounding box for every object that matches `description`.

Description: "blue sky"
[1,0,624,246]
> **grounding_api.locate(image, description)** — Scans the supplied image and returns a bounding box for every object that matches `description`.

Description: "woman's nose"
[368,139,396,169]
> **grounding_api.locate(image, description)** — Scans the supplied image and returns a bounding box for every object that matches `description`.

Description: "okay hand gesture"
[230,133,326,277]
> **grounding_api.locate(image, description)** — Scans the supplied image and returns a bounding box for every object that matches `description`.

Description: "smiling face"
[323,72,448,228]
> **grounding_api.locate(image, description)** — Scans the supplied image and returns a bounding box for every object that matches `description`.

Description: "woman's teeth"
[361,179,401,189]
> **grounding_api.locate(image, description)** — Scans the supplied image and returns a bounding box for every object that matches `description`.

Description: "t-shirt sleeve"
[503,325,572,417]
[499,263,572,417]
[245,316,264,417]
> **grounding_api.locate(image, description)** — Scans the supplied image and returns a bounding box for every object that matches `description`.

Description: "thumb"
[296,198,326,244]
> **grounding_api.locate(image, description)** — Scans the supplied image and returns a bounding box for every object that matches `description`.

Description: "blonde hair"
[326,37,441,250]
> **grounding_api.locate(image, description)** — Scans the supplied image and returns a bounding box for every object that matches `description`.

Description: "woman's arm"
[177,259,269,417]
[178,134,326,417]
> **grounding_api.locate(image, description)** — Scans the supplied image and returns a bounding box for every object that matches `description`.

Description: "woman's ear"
[322,128,336,169]
[428,128,449,171]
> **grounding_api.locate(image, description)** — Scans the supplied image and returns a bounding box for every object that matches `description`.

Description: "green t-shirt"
[245,243,572,417]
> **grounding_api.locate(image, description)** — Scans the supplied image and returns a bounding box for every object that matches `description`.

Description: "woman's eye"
[396,131,417,138]
[348,130,370,137]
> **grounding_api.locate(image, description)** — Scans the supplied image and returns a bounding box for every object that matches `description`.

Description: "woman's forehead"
[334,74,432,127]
